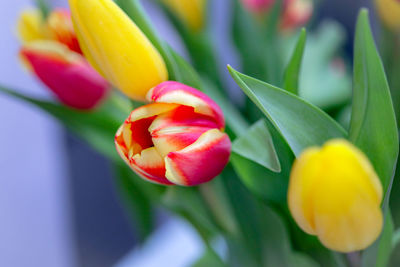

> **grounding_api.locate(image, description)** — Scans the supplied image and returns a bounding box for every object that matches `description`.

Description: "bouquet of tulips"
[3,0,400,266]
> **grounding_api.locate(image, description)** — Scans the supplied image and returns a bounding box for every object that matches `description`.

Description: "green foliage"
[350,9,398,197]
[283,28,307,95]
[228,66,347,156]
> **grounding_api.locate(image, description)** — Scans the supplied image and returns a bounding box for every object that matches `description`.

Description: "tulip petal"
[164,129,231,186]
[69,0,168,101]
[148,105,219,133]
[47,9,82,54]
[20,41,109,109]
[147,81,225,128]
[17,9,48,43]
[130,147,173,185]
[128,103,179,122]
[312,177,383,252]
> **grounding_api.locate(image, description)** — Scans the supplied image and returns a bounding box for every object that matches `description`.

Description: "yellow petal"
[376,0,400,31]
[17,9,49,43]
[69,0,168,101]
[161,0,207,31]
[288,139,383,252]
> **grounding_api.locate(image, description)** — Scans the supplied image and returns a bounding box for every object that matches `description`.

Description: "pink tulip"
[20,41,109,110]
[115,81,231,186]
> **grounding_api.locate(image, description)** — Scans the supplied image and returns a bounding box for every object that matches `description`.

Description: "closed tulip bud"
[376,0,400,31]
[68,0,168,101]
[17,9,49,43]
[115,81,231,186]
[47,9,82,54]
[161,0,207,31]
[20,41,109,110]
[288,139,383,252]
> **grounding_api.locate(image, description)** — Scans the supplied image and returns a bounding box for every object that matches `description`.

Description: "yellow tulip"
[17,9,49,43]
[68,0,168,101]
[162,0,207,32]
[376,0,400,31]
[288,139,383,252]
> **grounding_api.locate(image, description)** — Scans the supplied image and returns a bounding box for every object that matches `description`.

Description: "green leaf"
[161,187,218,243]
[283,28,306,95]
[362,210,394,267]
[232,120,280,172]
[228,66,347,156]
[231,119,294,204]
[113,163,163,242]
[0,86,127,161]
[191,248,226,267]
[350,9,399,195]
[231,153,287,203]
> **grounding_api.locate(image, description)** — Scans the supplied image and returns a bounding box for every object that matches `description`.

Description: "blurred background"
[0,0,377,266]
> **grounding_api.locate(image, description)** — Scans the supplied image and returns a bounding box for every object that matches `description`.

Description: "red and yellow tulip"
[20,41,109,109]
[115,81,231,186]
[288,139,383,252]
[17,8,109,109]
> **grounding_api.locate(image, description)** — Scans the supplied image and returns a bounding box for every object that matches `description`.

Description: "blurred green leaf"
[228,66,347,156]
[231,153,287,204]
[161,187,218,243]
[289,253,320,267]
[191,248,226,267]
[113,163,164,242]
[283,29,306,95]
[0,86,127,161]
[232,120,280,172]
[350,9,398,195]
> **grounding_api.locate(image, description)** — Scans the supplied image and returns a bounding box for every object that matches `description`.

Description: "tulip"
[68,0,168,101]
[115,81,231,186]
[20,41,109,110]
[288,139,383,252]
[161,0,207,31]
[376,0,400,31]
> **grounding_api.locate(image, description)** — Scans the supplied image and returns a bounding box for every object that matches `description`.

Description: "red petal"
[164,129,231,186]
[20,41,109,109]
[147,81,225,129]
[130,147,172,185]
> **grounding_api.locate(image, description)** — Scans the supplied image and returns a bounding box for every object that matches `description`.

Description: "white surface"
[0,1,76,267]
[116,218,204,267]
